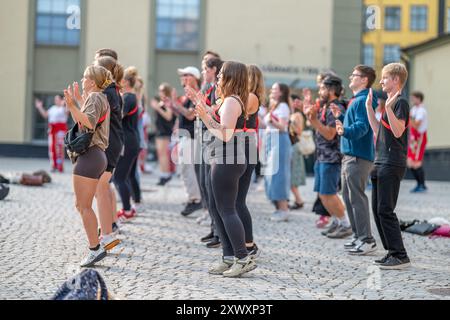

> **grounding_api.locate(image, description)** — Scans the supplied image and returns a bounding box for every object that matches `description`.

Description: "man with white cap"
[173,66,203,216]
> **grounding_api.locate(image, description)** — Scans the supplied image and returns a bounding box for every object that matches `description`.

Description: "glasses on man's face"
[350,73,363,79]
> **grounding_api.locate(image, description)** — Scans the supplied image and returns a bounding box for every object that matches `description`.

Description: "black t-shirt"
[122,93,140,150]
[178,98,196,139]
[156,105,175,137]
[314,99,345,163]
[103,83,124,146]
[375,97,410,167]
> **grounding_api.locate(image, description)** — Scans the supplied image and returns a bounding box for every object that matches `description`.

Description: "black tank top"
[214,95,246,130]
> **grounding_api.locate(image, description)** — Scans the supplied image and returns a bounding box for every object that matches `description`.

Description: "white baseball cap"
[177,66,201,80]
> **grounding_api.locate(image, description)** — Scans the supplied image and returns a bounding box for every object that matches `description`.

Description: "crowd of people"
[33,46,431,275]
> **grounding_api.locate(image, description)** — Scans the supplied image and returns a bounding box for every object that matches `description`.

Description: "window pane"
[363,45,374,67]
[37,15,52,28]
[383,45,400,64]
[51,0,67,14]
[36,28,51,44]
[448,8,450,33]
[37,0,52,13]
[411,6,427,31]
[155,0,200,51]
[35,0,80,46]
[385,7,401,31]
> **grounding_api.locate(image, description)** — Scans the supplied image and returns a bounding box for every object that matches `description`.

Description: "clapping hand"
[365,88,373,110]
[336,120,344,136]
[330,103,341,118]
[385,90,401,110]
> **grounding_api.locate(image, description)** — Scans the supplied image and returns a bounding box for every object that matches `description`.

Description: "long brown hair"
[247,64,265,106]
[271,83,290,112]
[218,61,249,117]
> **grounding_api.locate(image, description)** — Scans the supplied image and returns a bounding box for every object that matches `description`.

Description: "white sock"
[338,216,350,228]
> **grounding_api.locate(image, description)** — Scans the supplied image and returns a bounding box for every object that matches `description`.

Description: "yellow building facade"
[363,0,450,81]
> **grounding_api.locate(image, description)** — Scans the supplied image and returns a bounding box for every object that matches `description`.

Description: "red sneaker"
[117,208,136,222]
[316,216,330,229]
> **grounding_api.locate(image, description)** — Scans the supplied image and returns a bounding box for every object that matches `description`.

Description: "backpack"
[51,269,110,300]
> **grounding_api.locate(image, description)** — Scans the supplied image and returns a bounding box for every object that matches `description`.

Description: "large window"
[156,0,200,51]
[383,45,401,65]
[363,45,375,67]
[385,7,401,31]
[36,0,81,46]
[447,8,450,33]
[410,6,428,31]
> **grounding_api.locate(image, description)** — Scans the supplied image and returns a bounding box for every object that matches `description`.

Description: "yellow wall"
[410,43,450,149]
[364,0,439,79]
[0,0,29,143]
[84,0,151,85]
[205,0,334,86]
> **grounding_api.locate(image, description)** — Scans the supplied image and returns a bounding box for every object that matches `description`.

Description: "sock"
[90,244,100,251]
[338,216,350,228]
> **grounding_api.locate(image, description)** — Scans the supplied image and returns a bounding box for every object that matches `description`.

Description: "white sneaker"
[270,211,289,222]
[100,234,121,251]
[80,247,107,268]
[222,257,257,278]
[349,241,377,256]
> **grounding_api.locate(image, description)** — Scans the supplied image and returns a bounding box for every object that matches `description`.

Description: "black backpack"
[51,269,110,300]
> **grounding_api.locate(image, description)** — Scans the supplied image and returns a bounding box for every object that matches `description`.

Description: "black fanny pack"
[65,112,108,162]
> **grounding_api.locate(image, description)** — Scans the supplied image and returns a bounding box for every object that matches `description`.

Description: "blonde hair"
[96,56,124,88]
[382,63,408,87]
[247,64,266,106]
[218,61,249,118]
[124,66,139,88]
[85,65,113,90]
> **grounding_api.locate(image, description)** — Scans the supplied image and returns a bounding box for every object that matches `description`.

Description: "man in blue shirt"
[332,65,378,255]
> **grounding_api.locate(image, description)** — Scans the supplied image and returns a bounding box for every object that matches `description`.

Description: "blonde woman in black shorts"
[64,65,112,267]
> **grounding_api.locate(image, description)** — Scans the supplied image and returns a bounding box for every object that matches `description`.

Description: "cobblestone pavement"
[1,158,449,300]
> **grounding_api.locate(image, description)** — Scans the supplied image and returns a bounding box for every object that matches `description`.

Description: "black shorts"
[73,146,107,179]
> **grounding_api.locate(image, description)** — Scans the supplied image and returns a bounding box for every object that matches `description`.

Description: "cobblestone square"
[1,158,449,300]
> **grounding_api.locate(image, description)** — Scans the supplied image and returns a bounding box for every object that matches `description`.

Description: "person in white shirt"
[263,83,292,222]
[408,91,428,193]
[34,94,69,172]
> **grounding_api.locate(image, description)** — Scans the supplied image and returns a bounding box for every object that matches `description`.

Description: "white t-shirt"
[264,102,290,131]
[47,106,68,124]
[410,104,428,133]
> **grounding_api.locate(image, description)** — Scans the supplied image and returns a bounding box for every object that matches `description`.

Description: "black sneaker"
[181,201,203,216]
[321,220,339,236]
[378,256,411,270]
[374,254,391,265]
[157,176,172,186]
[289,202,304,210]
[201,232,215,243]
[206,237,221,248]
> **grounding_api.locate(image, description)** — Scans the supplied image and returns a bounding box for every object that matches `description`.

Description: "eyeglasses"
[350,73,364,79]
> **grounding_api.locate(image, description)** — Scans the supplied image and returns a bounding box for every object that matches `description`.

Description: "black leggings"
[113,146,139,211]
[236,162,256,244]
[128,156,141,203]
[210,162,247,259]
